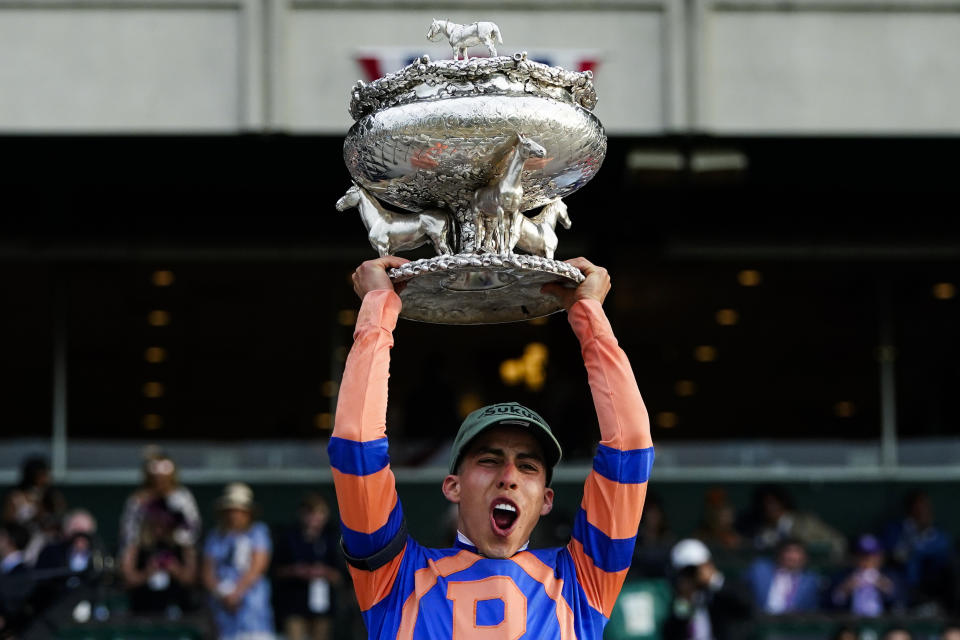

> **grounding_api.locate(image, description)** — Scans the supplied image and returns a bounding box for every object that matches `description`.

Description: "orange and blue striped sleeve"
[566,298,654,619]
[327,289,407,608]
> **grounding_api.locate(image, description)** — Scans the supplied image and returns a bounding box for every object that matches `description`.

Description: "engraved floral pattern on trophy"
[340,20,606,323]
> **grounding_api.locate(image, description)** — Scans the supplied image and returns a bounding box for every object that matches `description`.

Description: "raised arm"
[327,257,409,613]
[547,258,654,619]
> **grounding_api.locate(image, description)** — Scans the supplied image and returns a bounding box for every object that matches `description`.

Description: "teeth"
[494,504,516,513]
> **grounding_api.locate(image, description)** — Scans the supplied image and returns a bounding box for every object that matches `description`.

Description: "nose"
[496,462,519,490]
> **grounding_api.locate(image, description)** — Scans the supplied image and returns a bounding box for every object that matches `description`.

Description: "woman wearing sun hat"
[202,483,275,640]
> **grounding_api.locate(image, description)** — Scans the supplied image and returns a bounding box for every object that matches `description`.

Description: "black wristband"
[341,519,408,571]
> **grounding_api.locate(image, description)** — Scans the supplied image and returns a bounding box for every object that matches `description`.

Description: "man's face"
[442,426,554,559]
[778,543,807,571]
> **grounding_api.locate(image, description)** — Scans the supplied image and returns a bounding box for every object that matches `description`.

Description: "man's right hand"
[351,256,410,300]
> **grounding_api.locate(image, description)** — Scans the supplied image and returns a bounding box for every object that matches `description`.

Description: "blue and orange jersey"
[328,289,654,639]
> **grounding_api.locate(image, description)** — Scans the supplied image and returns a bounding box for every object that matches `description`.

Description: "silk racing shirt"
[328,289,654,639]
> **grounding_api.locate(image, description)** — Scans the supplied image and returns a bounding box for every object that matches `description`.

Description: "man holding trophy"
[328,21,654,638]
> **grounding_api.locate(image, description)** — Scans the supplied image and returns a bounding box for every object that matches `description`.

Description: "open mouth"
[490,498,519,536]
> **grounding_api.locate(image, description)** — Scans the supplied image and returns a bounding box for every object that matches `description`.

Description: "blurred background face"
[778,543,807,571]
[224,508,252,531]
[301,504,329,533]
[763,494,787,522]
[33,468,50,489]
[146,459,176,493]
[909,494,933,528]
[857,551,884,570]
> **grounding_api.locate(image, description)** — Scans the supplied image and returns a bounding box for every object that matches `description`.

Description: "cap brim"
[451,416,562,474]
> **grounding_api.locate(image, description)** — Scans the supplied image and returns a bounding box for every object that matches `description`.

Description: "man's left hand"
[540,257,611,309]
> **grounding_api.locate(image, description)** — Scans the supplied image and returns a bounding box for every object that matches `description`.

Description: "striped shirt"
[328,289,654,639]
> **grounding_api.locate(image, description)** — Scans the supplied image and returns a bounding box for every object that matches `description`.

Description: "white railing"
[4,437,960,485]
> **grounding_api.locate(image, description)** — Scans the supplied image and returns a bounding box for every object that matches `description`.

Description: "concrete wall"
[694,0,960,134]
[0,0,958,134]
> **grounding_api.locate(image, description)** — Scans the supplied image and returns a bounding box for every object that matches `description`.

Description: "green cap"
[448,402,562,479]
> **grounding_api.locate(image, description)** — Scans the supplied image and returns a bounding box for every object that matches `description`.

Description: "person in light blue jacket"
[203,483,275,640]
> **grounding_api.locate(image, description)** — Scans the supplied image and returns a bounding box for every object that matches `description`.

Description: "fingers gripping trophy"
[339,20,606,324]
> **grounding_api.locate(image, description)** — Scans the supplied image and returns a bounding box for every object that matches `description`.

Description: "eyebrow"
[473,446,545,465]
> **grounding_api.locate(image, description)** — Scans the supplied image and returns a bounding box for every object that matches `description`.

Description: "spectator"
[739,484,847,561]
[35,509,99,575]
[743,538,822,613]
[831,627,858,640]
[2,456,66,565]
[202,483,274,640]
[831,534,903,616]
[32,510,101,604]
[881,489,954,612]
[0,523,28,576]
[882,629,913,640]
[942,625,960,640]
[662,538,753,640]
[121,497,197,617]
[695,487,742,551]
[631,493,676,578]
[272,493,343,640]
[119,452,201,554]
[0,522,31,634]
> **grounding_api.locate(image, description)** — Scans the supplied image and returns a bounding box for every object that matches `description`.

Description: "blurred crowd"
[0,453,345,640]
[2,453,960,640]
[634,486,960,640]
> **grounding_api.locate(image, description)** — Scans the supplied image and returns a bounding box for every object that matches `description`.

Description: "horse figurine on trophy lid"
[427,19,503,60]
[340,20,605,324]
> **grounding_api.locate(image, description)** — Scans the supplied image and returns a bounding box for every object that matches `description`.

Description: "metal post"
[878,283,897,469]
[52,275,68,481]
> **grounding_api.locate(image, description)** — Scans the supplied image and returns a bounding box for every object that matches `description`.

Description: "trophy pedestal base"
[388,254,583,324]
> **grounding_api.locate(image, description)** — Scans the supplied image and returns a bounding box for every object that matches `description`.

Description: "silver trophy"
[339,20,606,324]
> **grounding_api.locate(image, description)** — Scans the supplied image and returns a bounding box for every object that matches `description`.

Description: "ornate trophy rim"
[349,53,598,122]
[389,253,584,325]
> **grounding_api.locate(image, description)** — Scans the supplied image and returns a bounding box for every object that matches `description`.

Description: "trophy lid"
[348,53,598,122]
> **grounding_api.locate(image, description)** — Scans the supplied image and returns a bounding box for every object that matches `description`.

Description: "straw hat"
[215,482,255,511]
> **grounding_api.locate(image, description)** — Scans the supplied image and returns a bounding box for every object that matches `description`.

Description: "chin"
[479,541,516,559]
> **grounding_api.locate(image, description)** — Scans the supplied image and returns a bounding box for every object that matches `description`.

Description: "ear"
[442,475,461,504]
[540,487,554,517]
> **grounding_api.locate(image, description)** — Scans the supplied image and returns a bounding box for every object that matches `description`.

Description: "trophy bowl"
[345,95,605,216]
[340,39,607,324]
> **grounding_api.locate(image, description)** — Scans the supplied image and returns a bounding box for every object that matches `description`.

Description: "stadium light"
[151,270,175,287]
[694,345,717,362]
[715,309,739,326]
